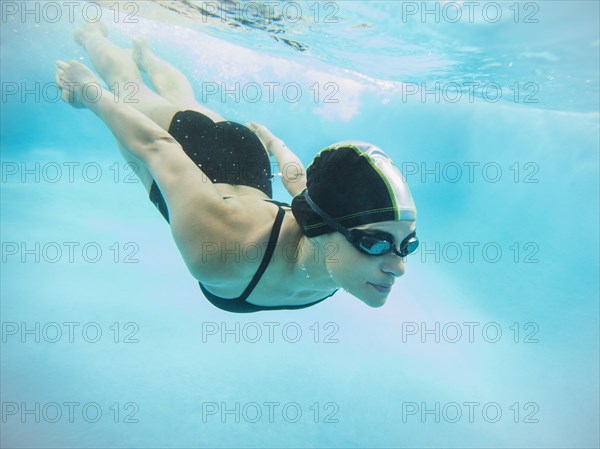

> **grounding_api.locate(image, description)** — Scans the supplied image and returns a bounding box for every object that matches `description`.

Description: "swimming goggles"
[303,191,419,257]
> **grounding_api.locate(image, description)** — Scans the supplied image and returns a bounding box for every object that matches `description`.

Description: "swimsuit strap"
[234,205,286,302]
[264,199,291,208]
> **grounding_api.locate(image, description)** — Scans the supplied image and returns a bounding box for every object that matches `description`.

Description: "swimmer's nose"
[381,255,405,278]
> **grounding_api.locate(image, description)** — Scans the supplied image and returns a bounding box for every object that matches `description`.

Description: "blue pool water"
[1,1,598,448]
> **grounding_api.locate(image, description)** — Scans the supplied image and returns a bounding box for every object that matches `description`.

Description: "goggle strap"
[303,190,352,239]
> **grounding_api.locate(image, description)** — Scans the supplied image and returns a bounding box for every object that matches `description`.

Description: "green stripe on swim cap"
[362,144,417,221]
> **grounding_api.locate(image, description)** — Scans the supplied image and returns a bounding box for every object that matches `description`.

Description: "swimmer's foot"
[74,22,108,48]
[131,38,156,73]
[55,60,101,109]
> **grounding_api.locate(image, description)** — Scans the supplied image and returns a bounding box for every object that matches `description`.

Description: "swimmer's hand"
[246,122,279,154]
[246,122,307,196]
[55,60,100,109]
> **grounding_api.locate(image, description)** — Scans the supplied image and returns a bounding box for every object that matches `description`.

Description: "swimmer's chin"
[356,294,388,308]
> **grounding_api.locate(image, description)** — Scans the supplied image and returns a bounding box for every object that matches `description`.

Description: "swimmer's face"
[323,220,417,308]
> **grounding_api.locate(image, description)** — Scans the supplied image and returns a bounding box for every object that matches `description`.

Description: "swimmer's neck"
[293,235,339,293]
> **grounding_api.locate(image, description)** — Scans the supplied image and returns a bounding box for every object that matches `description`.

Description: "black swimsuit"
[148,110,337,313]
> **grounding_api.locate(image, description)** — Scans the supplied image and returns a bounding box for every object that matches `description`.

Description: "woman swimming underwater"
[55,23,419,313]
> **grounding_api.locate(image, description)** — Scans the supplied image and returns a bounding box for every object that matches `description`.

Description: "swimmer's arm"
[246,122,307,196]
[269,139,307,197]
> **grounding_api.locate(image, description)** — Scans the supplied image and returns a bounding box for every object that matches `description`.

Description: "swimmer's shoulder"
[189,194,298,290]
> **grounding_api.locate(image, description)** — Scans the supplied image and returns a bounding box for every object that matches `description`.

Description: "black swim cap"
[291,141,417,237]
